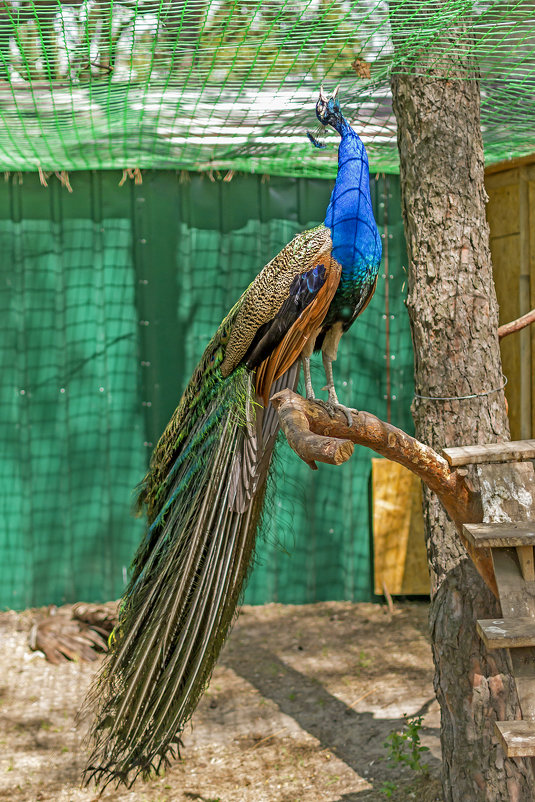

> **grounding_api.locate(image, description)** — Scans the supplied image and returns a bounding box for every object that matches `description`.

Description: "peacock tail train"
[82,272,300,788]
[82,88,382,787]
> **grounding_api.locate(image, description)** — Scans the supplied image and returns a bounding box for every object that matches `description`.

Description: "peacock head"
[315,85,344,131]
[306,85,351,147]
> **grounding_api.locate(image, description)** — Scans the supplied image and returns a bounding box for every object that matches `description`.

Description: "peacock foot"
[315,397,354,427]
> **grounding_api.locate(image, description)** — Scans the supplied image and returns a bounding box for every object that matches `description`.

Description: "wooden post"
[519,167,532,439]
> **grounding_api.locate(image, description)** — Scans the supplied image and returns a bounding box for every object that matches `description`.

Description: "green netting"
[0,169,412,608]
[0,204,147,607]
[0,0,533,176]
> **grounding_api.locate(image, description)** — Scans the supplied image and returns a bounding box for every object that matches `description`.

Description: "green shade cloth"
[0,169,412,608]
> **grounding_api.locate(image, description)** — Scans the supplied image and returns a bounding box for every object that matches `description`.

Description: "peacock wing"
[254,256,341,404]
[220,224,332,378]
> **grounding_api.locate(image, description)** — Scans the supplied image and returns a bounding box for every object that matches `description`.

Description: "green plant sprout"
[383,714,430,774]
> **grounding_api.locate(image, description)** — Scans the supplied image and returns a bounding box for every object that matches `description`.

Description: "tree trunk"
[390,10,534,800]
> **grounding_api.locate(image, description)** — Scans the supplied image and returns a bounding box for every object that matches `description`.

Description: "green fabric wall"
[0,170,413,609]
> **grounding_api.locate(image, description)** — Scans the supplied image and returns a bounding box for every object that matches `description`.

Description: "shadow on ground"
[222,603,441,800]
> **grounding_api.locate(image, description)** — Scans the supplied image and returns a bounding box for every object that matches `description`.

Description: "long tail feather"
[81,349,297,787]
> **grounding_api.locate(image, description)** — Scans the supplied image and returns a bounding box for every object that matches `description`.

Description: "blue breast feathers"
[324,129,382,282]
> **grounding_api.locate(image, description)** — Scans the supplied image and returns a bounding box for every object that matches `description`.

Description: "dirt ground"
[0,600,442,802]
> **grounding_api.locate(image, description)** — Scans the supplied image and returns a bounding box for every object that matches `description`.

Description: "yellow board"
[372,458,429,596]
[485,157,535,440]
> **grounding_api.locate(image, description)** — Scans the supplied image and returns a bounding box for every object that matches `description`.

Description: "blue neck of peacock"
[324,119,382,285]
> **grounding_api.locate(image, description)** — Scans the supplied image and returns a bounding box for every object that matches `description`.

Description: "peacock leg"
[301,332,318,400]
[302,355,315,399]
[322,351,339,404]
[320,322,354,426]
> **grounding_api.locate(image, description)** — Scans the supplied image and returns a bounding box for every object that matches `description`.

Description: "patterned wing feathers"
[220,225,332,378]
[255,258,341,405]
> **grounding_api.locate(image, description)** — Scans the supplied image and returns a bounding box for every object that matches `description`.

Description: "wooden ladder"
[443,439,535,760]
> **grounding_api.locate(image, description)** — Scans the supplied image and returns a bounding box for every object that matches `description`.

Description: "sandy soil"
[0,600,442,802]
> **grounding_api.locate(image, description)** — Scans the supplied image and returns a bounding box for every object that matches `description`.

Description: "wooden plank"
[463,521,535,548]
[491,164,535,184]
[519,169,532,440]
[372,460,429,596]
[492,548,535,721]
[477,618,535,649]
[517,545,535,582]
[372,458,410,595]
[401,469,429,595]
[485,168,520,189]
[487,183,520,237]
[489,230,522,438]
[509,646,535,718]
[529,180,535,439]
[443,440,535,466]
[478,464,535,727]
[492,549,535,618]
[495,721,535,757]
[485,152,535,176]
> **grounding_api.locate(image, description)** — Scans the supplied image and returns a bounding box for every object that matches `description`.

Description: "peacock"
[82,87,382,787]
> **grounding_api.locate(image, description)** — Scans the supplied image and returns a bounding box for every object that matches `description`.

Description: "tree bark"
[389,8,534,799]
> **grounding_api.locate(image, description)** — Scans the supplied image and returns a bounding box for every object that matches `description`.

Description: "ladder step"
[443,439,535,466]
[463,521,535,548]
[495,721,535,757]
[477,618,535,648]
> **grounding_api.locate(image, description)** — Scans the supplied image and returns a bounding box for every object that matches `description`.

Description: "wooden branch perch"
[271,389,496,595]
[498,307,535,339]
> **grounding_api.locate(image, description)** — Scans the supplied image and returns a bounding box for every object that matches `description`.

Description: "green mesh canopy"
[0,0,534,176]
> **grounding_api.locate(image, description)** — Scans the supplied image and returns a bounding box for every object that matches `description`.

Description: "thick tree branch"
[268,397,354,470]
[271,389,481,521]
[498,307,535,339]
[271,389,496,596]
